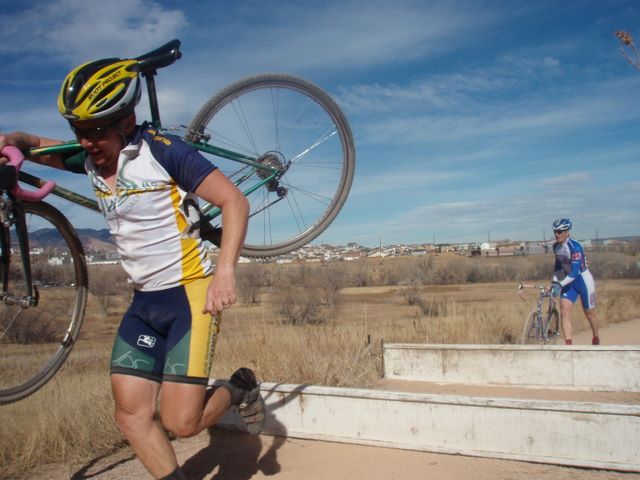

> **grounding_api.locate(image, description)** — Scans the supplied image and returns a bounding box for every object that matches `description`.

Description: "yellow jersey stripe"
[169,185,206,283]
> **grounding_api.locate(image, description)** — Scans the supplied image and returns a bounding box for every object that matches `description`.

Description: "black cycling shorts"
[110,277,221,384]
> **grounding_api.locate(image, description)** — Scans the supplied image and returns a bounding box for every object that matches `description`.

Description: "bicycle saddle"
[136,39,182,74]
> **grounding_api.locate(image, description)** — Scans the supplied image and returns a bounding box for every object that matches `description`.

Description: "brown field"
[1,252,639,478]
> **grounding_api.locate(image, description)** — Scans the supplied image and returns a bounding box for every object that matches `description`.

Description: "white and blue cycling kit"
[552,238,596,310]
[61,123,221,384]
[62,122,216,291]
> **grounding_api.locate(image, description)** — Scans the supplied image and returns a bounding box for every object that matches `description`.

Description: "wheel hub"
[256,152,285,179]
[256,152,287,196]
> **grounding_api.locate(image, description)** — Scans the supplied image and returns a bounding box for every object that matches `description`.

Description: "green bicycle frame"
[22,139,282,220]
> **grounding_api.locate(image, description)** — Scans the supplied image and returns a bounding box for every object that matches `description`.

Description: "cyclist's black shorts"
[110,277,220,385]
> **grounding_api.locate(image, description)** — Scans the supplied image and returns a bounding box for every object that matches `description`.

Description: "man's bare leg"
[560,298,574,344]
[111,374,178,479]
[159,382,231,437]
[584,307,600,344]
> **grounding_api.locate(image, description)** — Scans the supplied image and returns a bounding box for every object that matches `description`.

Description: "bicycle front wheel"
[545,308,560,344]
[521,311,542,345]
[187,73,355,257]
[0,201,88,404]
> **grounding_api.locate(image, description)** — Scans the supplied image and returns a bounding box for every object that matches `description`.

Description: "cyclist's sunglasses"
[553,229,569,235]
[70,119,121,142]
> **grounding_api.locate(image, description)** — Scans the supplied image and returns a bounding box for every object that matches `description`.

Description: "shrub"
[236,263,266,304]
[88,264,129,318]
[271,264,345,324]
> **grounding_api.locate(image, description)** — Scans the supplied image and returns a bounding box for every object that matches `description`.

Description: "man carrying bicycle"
[0,59,264,480]
[550,218,600,346]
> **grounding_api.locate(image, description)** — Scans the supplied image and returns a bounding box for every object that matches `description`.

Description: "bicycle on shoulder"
[1,39,354,403]
[0,146,88,404]
[518,283,561,344]
[23,39,356,257]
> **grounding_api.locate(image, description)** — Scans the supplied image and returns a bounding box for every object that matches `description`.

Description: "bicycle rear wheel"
[0,201,88,404]
[521,311,542,344]
[187,73,355,257]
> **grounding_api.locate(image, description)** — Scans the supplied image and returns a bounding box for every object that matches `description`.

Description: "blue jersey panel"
[136,124,217,193]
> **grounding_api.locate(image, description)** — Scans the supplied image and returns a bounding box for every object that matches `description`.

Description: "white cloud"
[342,72,640,152]
[538,172,591,187]
[351,169,465,197]
[0,0,187,63]
[200,2,497,74]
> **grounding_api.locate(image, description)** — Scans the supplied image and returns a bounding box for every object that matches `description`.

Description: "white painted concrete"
[383,344,640,391]
[216,382,640,472]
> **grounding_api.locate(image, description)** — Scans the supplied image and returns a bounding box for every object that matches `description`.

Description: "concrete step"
[217,381,640,472]
[376,378,640,404]
[383,343,640,391]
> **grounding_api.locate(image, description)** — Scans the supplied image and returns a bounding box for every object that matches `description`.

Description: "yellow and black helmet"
[58,58,141,122]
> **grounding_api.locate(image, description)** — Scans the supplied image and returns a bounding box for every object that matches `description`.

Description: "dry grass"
[1,253,639,478]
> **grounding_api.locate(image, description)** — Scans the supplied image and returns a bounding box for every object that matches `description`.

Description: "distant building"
[48,257,64,266]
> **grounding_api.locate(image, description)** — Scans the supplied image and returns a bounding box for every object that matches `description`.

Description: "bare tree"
[236,263,265,304]
[274,286,327,325]
[616,30,640,70]
[271,264,344,325]
[88,265,128,318]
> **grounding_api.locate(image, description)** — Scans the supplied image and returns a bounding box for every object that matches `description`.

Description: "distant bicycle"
[518,284,561,344]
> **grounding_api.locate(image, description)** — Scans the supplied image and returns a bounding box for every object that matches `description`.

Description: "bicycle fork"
[0,197,38,309]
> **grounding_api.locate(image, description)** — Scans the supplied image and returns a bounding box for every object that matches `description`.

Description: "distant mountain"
[75,228,113,244]
[29,228,116,253]
[76,228,116,252]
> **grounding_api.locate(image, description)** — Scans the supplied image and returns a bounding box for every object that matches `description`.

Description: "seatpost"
[143,71,162,129]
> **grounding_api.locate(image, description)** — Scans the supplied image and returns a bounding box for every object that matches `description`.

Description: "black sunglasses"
[553,229,568,234]
[71,119,121,142]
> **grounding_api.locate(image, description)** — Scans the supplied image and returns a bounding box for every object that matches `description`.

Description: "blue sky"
[1,0,639,246]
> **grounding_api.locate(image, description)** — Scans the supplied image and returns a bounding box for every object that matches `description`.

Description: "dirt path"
[29,318,640,480]
[573,316,640,345]
[30,429,640,480]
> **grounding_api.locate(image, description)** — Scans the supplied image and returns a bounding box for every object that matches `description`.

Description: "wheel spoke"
[289,128,338,165]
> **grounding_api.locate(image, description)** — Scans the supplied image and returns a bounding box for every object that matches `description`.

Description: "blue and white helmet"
[552,218,572,232]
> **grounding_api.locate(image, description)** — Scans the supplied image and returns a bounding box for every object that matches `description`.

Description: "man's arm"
[559,255,582,287]
[0,132,65,168]
[195,169,249,315]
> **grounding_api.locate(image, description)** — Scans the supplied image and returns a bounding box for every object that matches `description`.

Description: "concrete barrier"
[217,382,640,472]
[383,344,640,391]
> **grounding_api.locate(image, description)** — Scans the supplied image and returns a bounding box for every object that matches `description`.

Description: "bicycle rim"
[187,73,355,257]
[0,201,88,404]
[521,311,542,345]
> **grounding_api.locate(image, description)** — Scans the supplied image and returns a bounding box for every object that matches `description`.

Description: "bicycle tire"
[545,308,560,344]
[0,201,88,404]
[186,73,355,257]
[521,311,542,344]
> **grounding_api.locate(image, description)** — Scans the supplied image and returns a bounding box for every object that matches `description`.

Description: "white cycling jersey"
[83,123,216,291]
